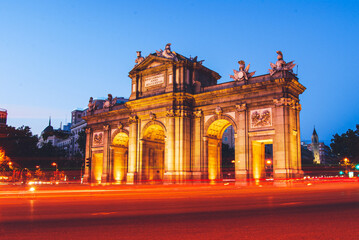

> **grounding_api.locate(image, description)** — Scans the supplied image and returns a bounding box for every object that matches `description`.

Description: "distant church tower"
[311,127,320,164]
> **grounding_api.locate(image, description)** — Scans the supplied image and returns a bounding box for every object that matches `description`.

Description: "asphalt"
[0,180,358,240]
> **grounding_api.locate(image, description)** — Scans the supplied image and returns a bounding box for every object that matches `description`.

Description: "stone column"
[183,111,192,181]
[202,136,208,180]
[235,103,249,184]
[273,98,292,179]
[192,110,203,181]
[295,103,304,178]
[83,128,92,183]
[138,139,144,182]
[101,124,110,183]
[164,109,175,182]
[217,140,222,180]
[127,115,138,184]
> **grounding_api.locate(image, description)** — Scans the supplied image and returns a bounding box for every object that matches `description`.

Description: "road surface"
[0,181,358,240]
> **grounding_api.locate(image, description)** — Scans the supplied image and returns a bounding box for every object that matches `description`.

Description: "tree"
[76,130,86,157]
[301,145,314,166]
[330,125,359,163]
[37,142,66,157]
[0,125,39,157]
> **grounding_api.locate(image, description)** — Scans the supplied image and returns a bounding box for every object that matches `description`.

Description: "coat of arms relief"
[250,108,272,128]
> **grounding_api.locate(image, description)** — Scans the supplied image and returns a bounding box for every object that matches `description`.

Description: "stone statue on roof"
[103,94,118,109]
[156,43,178,61]
[230,60,256,82]
[87,97,97,113]
[135,51,144,65]
[269,51,296,75]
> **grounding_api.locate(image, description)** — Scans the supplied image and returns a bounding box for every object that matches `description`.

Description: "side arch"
[111,128,129,144]
[204,114,237,135]
[140,120,166,182]
[141,120,167,139]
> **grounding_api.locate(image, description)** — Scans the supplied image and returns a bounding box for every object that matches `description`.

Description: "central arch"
[141,122,166,182]
[205,115,237,182]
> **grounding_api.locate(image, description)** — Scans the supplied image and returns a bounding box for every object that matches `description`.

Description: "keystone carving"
[149,112,156,121]
[118,122,123,129]
[215,106,223,116]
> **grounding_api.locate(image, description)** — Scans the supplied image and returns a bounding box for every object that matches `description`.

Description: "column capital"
[273,97,295,107]
[103,124,110,131]
[203,136,208,142]
[166,107,176,117]
[235,103,247,112]
[85,128,91,134]
[128,114,138,124]
[193,110,203,118]
[293,102,302,111]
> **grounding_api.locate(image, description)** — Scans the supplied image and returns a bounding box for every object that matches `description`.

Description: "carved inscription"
[144,74,165,88]
[250,108,272,128]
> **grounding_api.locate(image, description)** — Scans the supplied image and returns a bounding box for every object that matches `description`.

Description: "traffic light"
[339,171,344,175]
[85,158,91,168]
[355,164,359,170]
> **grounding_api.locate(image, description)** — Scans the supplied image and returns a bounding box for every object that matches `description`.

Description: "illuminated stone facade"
[83,45,306,184]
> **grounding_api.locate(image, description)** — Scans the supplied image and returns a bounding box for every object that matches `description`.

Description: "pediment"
[129,55,174,75]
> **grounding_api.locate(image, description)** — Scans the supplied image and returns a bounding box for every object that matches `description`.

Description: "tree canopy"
[330,125,359,163]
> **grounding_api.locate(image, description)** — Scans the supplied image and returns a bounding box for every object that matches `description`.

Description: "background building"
[222,125,235,148]
[0,108,7,138]
[301,128,333,165]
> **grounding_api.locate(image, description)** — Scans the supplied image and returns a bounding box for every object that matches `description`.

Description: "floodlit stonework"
[83,44,306,184]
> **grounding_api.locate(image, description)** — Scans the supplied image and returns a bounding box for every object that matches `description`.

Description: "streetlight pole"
[52,162,58,181]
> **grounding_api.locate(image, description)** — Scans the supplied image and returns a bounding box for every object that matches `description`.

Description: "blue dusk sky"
[0,0,358,144]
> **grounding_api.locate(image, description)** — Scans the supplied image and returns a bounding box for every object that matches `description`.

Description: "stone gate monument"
[83,44,305,184]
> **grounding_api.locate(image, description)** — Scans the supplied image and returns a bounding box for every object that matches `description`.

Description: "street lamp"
[52,162,58,181]
[343,158,349,176]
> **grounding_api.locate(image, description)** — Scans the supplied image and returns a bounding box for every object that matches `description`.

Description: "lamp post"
[7,162,14,182]
[265,159,273,178]
[52,162,58,181]
[344,158,349,175]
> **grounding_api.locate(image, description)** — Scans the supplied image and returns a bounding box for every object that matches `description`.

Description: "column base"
[191,172,203,184]
[163,172,176,184]
[274,169,290,179]
[126,172,137,184]
[101,173,109,183]
[83,174,90,183]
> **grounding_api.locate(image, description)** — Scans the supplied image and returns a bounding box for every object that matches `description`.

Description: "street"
[0,181,358,240]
